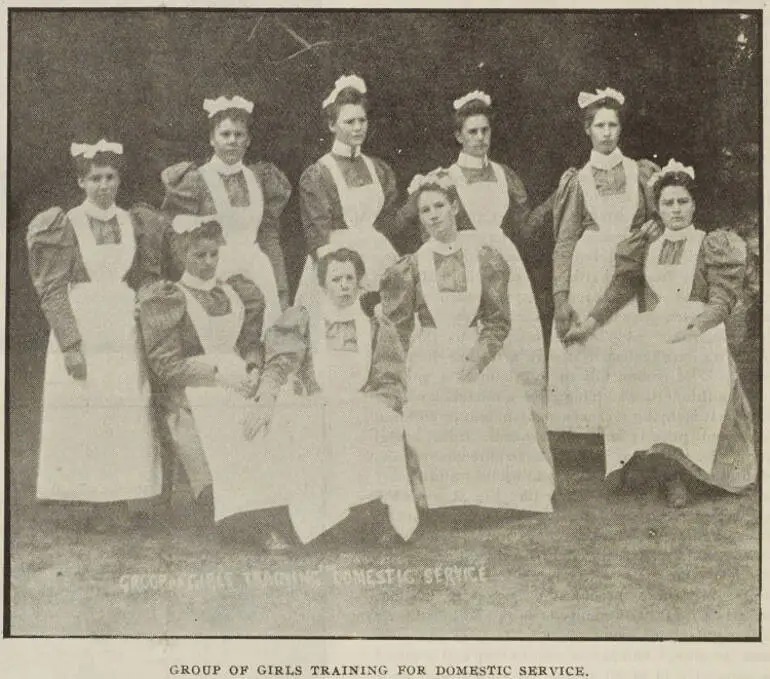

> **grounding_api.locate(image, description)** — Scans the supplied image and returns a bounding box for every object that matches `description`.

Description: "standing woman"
[381,171,554,515]
[161,95,291,328]
[564,161,756,507]
[295,75,400,311]
[27,139,162,515]
[548,88,659,434]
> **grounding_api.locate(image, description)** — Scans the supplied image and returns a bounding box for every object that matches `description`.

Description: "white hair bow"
[322,74,367,108]
[407,168,454,195]
[577,87,625,109]
[647,158,696,187]
[202,95,254,118]
[453,90,492,111]
[70,139,123,159]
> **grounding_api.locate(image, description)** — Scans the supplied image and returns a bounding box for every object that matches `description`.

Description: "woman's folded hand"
[668,322,701,344]
[242,401,275,441]
[563,317,598,346]
[64,347,87,381]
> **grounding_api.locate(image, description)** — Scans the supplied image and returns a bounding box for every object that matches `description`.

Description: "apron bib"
[199,161,281,330]
[548,156,640,434]
[37,204,160,501]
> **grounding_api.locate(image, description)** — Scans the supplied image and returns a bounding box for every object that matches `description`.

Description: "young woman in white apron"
[246,248,418,546]
[549,88,659,434]
[295,75,399,312]
[161,95,291,329]
[28,140,161,512]
[564,161,756,507]
[138,220,290,538]
[381,173,554,514]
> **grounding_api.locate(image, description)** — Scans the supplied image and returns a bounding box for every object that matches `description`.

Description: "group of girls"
[27,75,756,549]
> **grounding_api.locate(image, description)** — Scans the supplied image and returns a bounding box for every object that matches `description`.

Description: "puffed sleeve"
[299,163,338,255]
[26,207,87,352]
[256,305,311,401]
[138,281,217,389]
[226,273,266,367]
[589,227,648,326]
[694,229,747,333]
[250,162,291,309]
[372,158,400,239]
[466,245,511,373]
[552,167,584,297]
[636,159,661,217]
[379,255,418,352]
[127,203,183,290]
[160,162,209,228]
[364,315,407,413]
[501,164,531,241]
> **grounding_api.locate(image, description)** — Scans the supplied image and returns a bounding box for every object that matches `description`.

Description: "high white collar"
[425,235,463,256]
[661,224,696,242]
[180,271,219,291]
[81,200,117,221]
[589,147,624,171]
[320,294,365,323]
[208,154,245,176]
[331,139,362,159]
[457,152,489,169]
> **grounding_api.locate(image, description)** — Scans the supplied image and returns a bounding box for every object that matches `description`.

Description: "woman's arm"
[252,162,292,309]
[255,306,311,401]
[465,246,511,375]
[372,159,400,239]
[299,163,338,255]
[127,203,182,290]
[379,256,417,353]
[227,273,266,370]
[364,316,407,413]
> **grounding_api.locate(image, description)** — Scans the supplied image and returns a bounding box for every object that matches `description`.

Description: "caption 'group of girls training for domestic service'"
[27,74,756,551]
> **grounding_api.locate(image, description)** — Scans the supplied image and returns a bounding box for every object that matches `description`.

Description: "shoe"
[662,475,689,509]
[263,530,293,553]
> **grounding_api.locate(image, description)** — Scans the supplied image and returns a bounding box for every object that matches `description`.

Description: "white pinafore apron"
[403,234,554,511]
[603,227,732,476]
[294,153,399,310]
[198,161,281,330]
[548,156,640,433]
[181,283,286,521]
[450,162,549,442]
[266,301,418,544]
[37,204,161,501]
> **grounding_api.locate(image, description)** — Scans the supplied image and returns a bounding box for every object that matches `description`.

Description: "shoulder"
[634,159,661,186]
[247,161,291,192]
[225,273,266,305]
[478,244,508,271]
[26,206,75,246]
[128,202,171,235]
[160,161,202,191]
[299,160,332,190]
[383,254,418,283]
[273,304,311,332]
[369,155,395,176]
[702,228,747,265]
[557,167,581,194]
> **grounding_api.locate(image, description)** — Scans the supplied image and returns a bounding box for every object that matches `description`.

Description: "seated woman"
[139,219,286,537]
[380,171,554,515]
[564,160,756,507]
[161,95,291,327]
[245,248,418,547]
[294,75,400,313]
[27,138,167,526]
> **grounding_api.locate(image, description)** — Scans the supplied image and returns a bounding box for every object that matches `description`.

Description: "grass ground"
[6,333,760,639]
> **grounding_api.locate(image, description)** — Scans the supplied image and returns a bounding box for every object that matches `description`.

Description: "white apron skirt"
[603,301,732,477]
[37,282,160,501]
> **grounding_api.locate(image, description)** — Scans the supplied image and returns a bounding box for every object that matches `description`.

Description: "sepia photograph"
[4,5,761,645]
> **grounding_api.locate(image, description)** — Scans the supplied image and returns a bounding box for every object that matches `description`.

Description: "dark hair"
[324,87,369,126]
[454,98,493,134]
[317,247,366,286]
[180,219,226,253]
[412,179,460,205]
[73,151,124,179]
[653,171,697,207]
[208,108,252,135]
[582,97,624,130]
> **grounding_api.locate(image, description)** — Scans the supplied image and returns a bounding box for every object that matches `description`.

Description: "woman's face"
[658,185,695,231]
[78,164,120,210]
[323,260,361,309]
[329,104,368,148]
[418,189,459,243]
[185,238,220,281]
[455,114,491,158]
[586,107,621,155]
[210,117,250,165]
